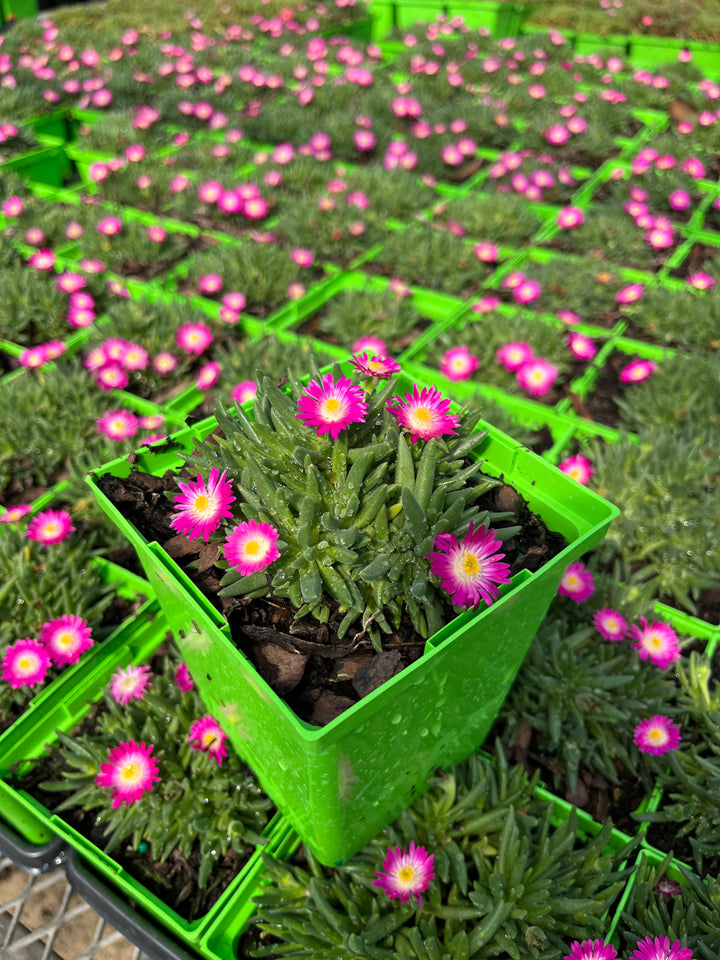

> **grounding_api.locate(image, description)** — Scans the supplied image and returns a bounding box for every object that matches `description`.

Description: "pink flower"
[686,272,715,290]
[592,608,628,641]
[171,468,236,542]
[28,249,56,271]
[188,715,228,765]
[557,561,595,602]
[516,358,557,396]
[26,509,75,546]
[352,336,387,356]
[496,341,533,372]
[387,384,459,444]
[615,283,644,305]
[558,454,594,485]
[628,937,694,960]
[634,716,681,756]
[174,663,193,692]
[0,504,33,525]
[95,740,160,808]
[96,216,122,236]
[373,842,434,908]
[224,519,280,575]
[668,190,691,211]
[19,346,49,369]
[152,352,178,375]
[2,196,23,217]
[556,206,585,229]
[296,374,368,439]
[567,333,596,360]
[39,614,93,666]
[232,380,257,403]
[620,359,656,383]
[564,941,618,960]
[544,124,569,145]
[176,322,213,355]
[349,353,401,379]
[439,346,479,381]
[95,364,128,390]
[474,242,498,262]
[513,279,541,304]
[291,248,314,267]
[1,639,51,689]
[630,617,681,669]
[425,522,511,609]
[97,409,140,441]
[109,664,152,704]
[198,273,223,295]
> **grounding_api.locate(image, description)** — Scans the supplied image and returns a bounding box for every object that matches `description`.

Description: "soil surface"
[98,450,567,727]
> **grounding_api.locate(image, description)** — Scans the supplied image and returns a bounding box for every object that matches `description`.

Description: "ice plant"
[558,454,594,485]
[629,617,681,669]
[628,936,695,960]
[564,941,618,960]
[170,469,236,542]
[497,341,533,371]
[425,523,511,609]
[439,346,479,381]
[633,716,681,756]
[1,639,51,689]
[387,384,459,443]
[557,562,595,602]
[296,373,368,439]
[95,740,161,808]
[592,608,628,641]
[349,353,402,380]
[188,715,228,765]
[176,323,214,355]
[174,663,193,692]
[232,381,257,403]
[26,510,75,546]
[517,359,557,397]
[109,664,152,704]
[224,520,281,575]
[96,409,140,441]
[620,359,656,383]
[373,841,434,907]
[39,615,93,666]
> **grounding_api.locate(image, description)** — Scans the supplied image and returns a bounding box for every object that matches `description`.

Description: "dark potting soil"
[563,350,642,428]
[645,820,720,880]
[693,587,720,626]
[16,646,273,923]
[499,720,649,836]
[98,456,567,727]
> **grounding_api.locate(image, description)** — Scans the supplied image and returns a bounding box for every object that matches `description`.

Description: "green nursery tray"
[0,140,72,188]
[627,34,720,76]
[87,360,619,866]
[0,601,288,952]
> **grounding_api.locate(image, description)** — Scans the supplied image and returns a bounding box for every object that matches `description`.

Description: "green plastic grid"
[0,140,72,188]
[0,602,288,952]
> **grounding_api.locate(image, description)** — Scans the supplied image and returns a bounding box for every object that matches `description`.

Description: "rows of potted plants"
[1,3,720,958]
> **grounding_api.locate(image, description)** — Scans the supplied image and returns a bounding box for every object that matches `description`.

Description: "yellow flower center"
[648,728,664,742]
[369,360,385,371]
[202,731,217,747]
[58,632,74,647]
[320,396,343,419]
[119,761,143,786]
[244,540,260,555]
[398,866,415,883]
[42,522,61,537]
[461,552,481,577]
[193,494,210,513]
[648,634,663,650]
[565,574,579,587]
[18,657,32,671]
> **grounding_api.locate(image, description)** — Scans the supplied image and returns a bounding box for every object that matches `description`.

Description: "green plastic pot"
[87,361,619,865]
[0,600,288,951]
[0,0,36,20]
[0,141,71,188]
[394,0,447,29]
[573,33,629,57]
[445,0,523,36]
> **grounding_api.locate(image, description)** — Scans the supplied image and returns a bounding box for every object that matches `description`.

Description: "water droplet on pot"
[391,713,402,724]
[419,727,429,737]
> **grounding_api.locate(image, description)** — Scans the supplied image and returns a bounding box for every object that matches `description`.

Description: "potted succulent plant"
[87,356,618,864]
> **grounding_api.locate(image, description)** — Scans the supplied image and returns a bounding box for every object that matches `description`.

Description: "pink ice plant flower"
[373,842,434,908]
[2,196,23,217]
[474,242,498,262]
[593,608,628,641]
[95,740,161,808]
[628,936,695,960]
[686,272,715,290]
[174,663,193,692]
[556,206,585,229]
[188,715,228,765]
[176,322,213,355]
[567,333,596,360]
[352,335,387,356]
[497,341,533,371]
[110,664,152,704]
[439,346,479,381]
[513,279,542,305]
[425,522,511,609]
[224,519,280,575]
[387,384,459,444]
[564,941,618,960]
[517,358,557,397]
[171,469,236,542]
[349,353,402,379]
[232,381,257,404]
[28,249,55,271]
[97,409,140,441]
[634,716,681,756]
[557,562,595,602]
[39,615,93,666]
[1,639,51,689]
[620,359,656,383]
[26,509,75,546]
[196,361,221,390]
[0,504,33,525]
[296,374,368,439]
[630,617,681,669]
[20,346,49,369]
[558,454,594,485]
[616,283,645,305]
